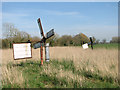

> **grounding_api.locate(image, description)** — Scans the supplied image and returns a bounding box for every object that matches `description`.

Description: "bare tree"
[3,23,19,39]
[2,23,31,48]
[3,23,20,48]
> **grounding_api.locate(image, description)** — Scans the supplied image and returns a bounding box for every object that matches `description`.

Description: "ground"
[1,43,119,88]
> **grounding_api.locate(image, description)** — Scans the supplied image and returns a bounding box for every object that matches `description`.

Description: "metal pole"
[40,45,43,65]
[45,43,49,62]
[90,37,93,50]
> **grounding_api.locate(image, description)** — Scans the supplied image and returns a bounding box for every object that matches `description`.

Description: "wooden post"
[40,45,43,65]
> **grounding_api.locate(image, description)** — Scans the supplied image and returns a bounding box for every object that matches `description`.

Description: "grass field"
[92,43,118,49]
[1,43,119,88]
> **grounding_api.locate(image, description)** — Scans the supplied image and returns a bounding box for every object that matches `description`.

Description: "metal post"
[90,37,93,50]
[45,43,49,62]
[40,45,43,65]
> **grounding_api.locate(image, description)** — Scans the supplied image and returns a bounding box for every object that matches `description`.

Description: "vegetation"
[2,23,41,49]
[1,23,119,88]
[91,43,118,49]
[1,23,119,49]
[1,43,118,88]
[1,60,119,88]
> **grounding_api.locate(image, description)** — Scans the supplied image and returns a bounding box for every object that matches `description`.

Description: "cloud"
[21,8,83,17]
[2,12,29,25]
[44,10,80,16]
[3,12,28,18]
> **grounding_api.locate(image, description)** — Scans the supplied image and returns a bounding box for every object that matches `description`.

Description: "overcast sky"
[2,2,118,41]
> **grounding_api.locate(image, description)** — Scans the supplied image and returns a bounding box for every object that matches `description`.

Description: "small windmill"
[33,18,54,65]
[82,36,95,50]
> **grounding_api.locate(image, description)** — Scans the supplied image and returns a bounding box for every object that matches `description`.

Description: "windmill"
[33,18,54,65]
[82,36,95,50]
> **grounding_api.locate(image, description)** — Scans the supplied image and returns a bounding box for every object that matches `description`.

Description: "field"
[1,43,119,88]
[92,43,118,49]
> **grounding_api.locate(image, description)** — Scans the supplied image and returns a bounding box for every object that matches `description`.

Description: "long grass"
[1,45,119,88]
[1,60,119,88]
[93,43,118,49]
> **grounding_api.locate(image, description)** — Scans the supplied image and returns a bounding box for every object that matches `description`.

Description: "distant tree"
[92,36,96,43]
[2,39,9,48]
[96,39,100,44]
[31,36,41,42]
[102,39,106,44]
[73,33,89,46]
[3,23,20,48]
[0,39,2,48]
[119,37,120,43]
[3,23,19,38]
[110,37,119,43]
[2,23,31,48]
[46,33,59,46]
[57,35,73,46]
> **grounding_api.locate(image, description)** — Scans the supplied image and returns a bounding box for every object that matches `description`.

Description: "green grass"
[92,43,118,49]
[2,60,120,88]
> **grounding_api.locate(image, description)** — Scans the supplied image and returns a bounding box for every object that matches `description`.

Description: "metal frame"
[35,18,55,65]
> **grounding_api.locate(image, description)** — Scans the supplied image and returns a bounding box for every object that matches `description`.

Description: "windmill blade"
[46,29,54,39]
[90,37,93,43]
[89,36,94,50]
[37,18,45,38]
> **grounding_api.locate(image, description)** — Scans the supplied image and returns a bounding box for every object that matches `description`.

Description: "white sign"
[13,43,32,60]
[82,43,88,49]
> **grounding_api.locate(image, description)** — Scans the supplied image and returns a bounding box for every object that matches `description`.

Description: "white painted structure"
[82,43,88,49]
[45,43,49,62]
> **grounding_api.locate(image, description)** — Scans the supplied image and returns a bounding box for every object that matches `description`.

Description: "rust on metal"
[36,18,55,65]
[40,45,43,65]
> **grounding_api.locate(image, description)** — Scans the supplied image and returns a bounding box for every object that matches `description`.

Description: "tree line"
[1,23,119,49]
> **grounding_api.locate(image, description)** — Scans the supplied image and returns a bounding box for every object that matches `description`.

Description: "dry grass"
[40,62,84,87]
[1,65,24,87]
[49,47,118,78]
[1,46,118,87]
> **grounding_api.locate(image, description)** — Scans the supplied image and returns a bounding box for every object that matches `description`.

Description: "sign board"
[37,18,44,37]
[33,42,44,49]
[82,43,88,49]
[46,29,54,39]
[13,43,32,60]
